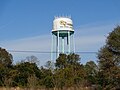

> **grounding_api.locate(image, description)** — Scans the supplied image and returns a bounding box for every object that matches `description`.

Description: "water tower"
[51,16,75,60]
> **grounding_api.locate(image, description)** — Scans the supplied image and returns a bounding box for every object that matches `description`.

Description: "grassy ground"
[0,87,95,90]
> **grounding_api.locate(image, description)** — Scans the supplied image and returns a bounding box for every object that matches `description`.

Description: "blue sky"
[0,0,120,65]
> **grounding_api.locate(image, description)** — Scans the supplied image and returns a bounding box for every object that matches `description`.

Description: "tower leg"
[51,34,55,69]
[72,34,75,53]
[57,31,59,57]
[51,34,53,61]
[68,31,70,53]
[56,35,58,58]
[62,37,64,53]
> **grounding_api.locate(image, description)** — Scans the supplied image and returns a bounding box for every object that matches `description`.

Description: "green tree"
[55,53,86,88]
[14,62,41,87]
[40,66,54,88]
[0,48,13,87]
[55,53,80,69]
[84,61,98,85]
[0,47,13,67]
[97,26,120,89]
[55,54,68,69]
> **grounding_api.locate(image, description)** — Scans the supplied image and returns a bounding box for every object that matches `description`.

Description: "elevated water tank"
[52,17,74,37]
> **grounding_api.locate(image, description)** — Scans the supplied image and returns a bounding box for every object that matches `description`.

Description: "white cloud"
[1,35,51,51]
[75,35,105,51]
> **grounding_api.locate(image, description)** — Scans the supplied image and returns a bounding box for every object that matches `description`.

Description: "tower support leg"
[68,31,70,54]
[62,37,64,53]
[57,31,59,57]
[51,34,54,61]
[72,34,75,53]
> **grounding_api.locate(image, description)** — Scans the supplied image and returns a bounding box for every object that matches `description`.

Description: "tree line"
[0,26,120,90]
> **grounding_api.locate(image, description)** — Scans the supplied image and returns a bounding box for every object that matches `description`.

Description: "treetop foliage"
[98,25,120,89]
[0,47,13,67]
[107,26,120,54]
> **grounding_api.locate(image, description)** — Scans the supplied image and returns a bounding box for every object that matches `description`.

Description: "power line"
[8,50,97,54]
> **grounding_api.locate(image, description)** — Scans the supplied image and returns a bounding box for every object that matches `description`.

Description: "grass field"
[0,87,95,90]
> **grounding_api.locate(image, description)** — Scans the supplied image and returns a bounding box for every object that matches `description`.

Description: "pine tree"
[98,26,120,89]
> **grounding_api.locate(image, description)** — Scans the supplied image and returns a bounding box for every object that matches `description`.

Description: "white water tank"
[52,17,74,37]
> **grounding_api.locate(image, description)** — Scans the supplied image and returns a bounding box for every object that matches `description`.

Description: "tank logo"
[67,23,73,26]
[60,20,73,28]
[60,20,66,26]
